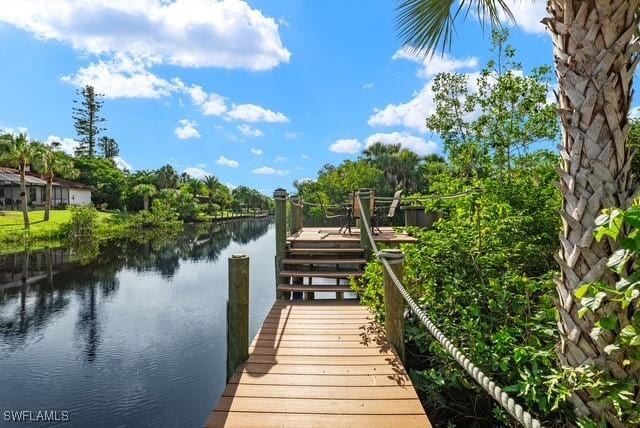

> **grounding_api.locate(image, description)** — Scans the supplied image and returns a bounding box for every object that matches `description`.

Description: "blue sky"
[0,0,558,193]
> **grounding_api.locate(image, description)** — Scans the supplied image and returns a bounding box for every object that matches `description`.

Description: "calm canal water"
[0,219,275,428]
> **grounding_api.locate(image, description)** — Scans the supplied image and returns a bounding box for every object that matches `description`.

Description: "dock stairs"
[278,238,365,298]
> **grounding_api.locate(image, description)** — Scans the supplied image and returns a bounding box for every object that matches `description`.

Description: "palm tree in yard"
[396,0,639,424]
[34,145,78,221]
[202,175,220,213]
[0,133,44,230]
[132,183,157,211]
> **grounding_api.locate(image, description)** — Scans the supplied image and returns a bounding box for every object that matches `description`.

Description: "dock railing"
[356,190,543,428]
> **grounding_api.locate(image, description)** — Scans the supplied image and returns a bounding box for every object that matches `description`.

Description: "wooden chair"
[372,190,403,232]
[315,193,351,233]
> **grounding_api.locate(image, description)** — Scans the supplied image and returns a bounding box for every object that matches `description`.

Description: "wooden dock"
[206,192,429,428]
[205,300,431,427]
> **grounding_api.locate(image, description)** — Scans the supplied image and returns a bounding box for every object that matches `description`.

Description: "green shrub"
[67,205,98,238]
[358,154,566,425]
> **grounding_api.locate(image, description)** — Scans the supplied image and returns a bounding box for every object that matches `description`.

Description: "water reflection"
[0,217,274,428]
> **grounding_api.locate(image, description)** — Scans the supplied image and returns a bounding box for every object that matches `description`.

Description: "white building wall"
[69,189,92,205]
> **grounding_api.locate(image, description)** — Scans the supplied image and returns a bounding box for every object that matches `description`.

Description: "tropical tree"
[34,145,78,221]
[202,175,220,206]
[0,133,43,229]
[155,164,180,189]
[184,177,203,198]
[362,142,422,192]
[396,0,639,423]
[132,183,157,211]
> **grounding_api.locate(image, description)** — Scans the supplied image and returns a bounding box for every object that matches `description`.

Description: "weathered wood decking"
[206,300,430,427]
[287,226,417,245]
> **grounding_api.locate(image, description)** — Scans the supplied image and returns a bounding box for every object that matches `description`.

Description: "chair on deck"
[371,190,403,233]
[315,193,351,234]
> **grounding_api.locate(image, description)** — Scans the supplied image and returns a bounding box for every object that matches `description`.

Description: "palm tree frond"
[395,0,513,54]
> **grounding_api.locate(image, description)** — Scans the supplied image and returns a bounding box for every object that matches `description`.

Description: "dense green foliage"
[352,31,591,426]
[359,153,564,425]
[569,205,640,426]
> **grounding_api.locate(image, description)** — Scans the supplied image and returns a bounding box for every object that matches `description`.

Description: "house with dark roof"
[0,167,95,209]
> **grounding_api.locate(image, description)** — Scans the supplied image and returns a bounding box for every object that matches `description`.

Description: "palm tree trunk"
[19,160,29,230]
[143,196,149,211]
[44,174,53,221]
[545,1,639,424]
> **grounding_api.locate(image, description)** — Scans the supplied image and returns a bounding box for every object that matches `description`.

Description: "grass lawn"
[0,209,116,247]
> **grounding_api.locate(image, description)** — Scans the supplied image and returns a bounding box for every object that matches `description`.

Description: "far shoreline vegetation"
[0,86,273,254]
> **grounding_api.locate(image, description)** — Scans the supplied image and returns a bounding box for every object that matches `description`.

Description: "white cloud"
[174,119,201,139]
[238,124,264,137]
[183,166,210,179]
[329,138,362,154]
[362,82,375,90]
[501,0,547,35]
[1,125,29,136]
[368,50,483,132]
[174,80,227,116]
[301,154,309,159]
[44,135,79,155]
[113,156,133,171]
[392,49,478,78]
[252,166,288,175]
[630,106,640,119]
[216,156,239,168]
[365,132,439,156]
[275,155,287,162]
[250,148,263,155]
[226,104,289,123]
[252,166,275,175]
[0,0,290,71]
[62,54,175,99]
[369,69,481,132]
[225,182,237,190]
[285,131,300,140]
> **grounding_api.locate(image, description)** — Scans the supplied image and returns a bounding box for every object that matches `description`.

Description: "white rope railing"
[358,199,543,428]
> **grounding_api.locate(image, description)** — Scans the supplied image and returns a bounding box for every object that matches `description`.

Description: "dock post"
[227,253,249,382]
[379,249,405,363]
[289,194,303,300]
[358,189,373,260]
[274,188,289,299]
[289,194,303,235]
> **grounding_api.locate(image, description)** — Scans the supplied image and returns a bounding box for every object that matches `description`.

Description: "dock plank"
[205,300,430,427]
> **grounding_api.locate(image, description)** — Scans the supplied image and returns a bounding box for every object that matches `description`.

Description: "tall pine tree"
[73,85,105,156]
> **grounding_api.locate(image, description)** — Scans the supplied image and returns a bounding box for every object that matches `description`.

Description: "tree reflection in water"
[0,217,272,361]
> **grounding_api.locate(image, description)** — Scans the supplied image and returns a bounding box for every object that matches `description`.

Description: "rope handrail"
[358,196,542,428]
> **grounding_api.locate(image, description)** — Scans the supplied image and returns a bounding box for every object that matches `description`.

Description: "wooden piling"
[380,249,405,363]
[289,195,303,235]
[358,189,372,260]
[273,188,288,299]
[227,253,249,382]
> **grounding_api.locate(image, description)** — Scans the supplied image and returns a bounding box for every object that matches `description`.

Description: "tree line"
[0,85,272,231]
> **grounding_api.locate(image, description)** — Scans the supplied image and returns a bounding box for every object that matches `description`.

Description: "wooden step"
[282,258,367,265]
[287,248,364,255]
[277,284,354,293]
[279,270,363,279]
